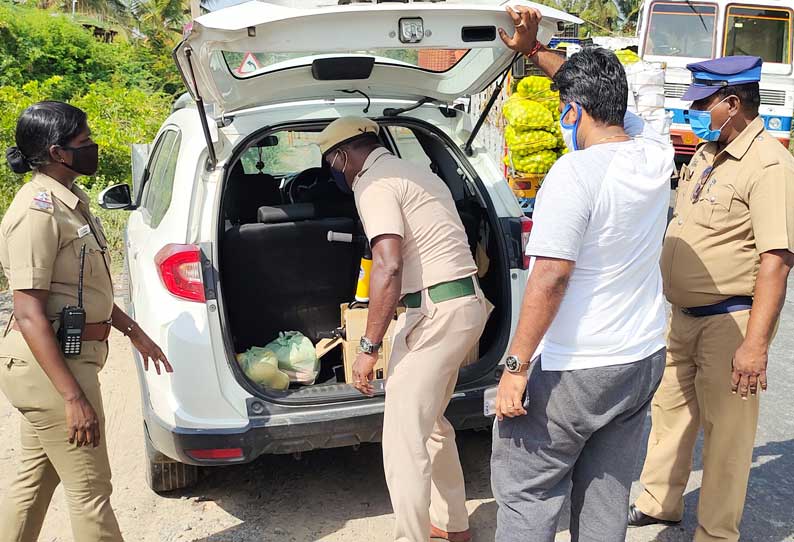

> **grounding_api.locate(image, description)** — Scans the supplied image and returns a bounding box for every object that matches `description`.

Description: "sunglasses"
[691,166,714,203]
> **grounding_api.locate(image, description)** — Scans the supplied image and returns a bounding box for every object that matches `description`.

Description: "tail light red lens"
[186,448,243,460]
[155,244,205,303]
[520,216,533,270]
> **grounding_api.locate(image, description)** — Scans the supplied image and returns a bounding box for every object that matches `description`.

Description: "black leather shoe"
[628,504,681,527]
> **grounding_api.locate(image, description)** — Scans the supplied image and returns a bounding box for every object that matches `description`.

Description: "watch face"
[360,338,372,353]
[506,356,519,372]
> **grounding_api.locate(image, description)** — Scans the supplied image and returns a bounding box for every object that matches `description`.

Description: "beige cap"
[318,116,380,155]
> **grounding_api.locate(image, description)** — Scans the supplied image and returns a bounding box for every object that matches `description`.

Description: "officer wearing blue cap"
[630,56,794,541]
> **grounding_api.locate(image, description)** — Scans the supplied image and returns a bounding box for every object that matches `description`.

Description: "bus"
[637,0,793,162]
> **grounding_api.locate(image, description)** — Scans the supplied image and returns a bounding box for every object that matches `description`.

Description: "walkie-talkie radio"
[58,244,87,356]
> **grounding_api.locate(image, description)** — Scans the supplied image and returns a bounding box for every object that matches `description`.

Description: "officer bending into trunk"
[0,101,171,542]
[318,117,490,542]
[630,57,794,541]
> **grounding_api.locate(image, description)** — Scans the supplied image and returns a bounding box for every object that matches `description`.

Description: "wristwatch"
[505,355,530,374]
[359,336,382,355]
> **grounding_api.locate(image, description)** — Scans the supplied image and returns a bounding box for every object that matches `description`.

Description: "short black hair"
[5,101,87,174]
[697,82,760,116]
[552,47,628,126]
[343,132,381,151]
[327,132,381,158]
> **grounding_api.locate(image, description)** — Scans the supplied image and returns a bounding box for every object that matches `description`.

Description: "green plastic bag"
[236,347,290,390]
[263,331,319,385]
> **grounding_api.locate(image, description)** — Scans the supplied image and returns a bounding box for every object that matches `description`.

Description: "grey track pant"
[491,348,665,542]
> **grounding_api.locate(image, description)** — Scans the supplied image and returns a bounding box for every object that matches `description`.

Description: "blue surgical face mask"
[688,97,732,142]
[329,150,352,195]
[560,103,582,152]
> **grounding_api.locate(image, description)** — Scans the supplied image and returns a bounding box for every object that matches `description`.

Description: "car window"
[387,126,432,170]
[142,129,181,228]
[240,131,322,175]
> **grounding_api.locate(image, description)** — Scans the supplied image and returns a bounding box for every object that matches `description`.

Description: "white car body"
[110,1,579,491]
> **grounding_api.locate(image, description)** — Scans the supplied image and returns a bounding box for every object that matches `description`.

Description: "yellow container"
[355,256,373,303]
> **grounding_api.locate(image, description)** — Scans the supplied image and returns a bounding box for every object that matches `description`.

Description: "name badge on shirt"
[77,224,91,239]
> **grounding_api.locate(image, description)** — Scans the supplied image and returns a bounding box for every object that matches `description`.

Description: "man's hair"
[552,47,628,126]
[340,132,381,153]
[699,82,760,116]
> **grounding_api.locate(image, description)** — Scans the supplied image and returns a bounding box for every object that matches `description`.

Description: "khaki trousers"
[0,330,122,542]
[382,283,490,542]
[635,308,758,542]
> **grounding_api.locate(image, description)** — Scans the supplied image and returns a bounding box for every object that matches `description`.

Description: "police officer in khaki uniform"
[629,58,794,541]
[317,117,491,542]
[0,101,172,542]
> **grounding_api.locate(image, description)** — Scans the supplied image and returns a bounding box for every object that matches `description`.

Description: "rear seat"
[257,201,357,224]
[223,205,357,353]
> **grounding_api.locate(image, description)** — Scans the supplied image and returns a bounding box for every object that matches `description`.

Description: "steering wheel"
[287,167,326,204]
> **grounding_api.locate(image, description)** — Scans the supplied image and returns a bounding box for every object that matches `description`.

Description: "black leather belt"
[682,296,753,317]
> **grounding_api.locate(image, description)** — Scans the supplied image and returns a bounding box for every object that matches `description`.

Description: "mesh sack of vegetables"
[503,96,553,130]
[535,96,561,120]
[510,149,558,175]
[516,76,552,99]
[545,123,566,149]
[505,126,558,154]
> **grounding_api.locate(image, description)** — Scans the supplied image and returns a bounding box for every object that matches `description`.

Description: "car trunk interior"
[217,118,510,402]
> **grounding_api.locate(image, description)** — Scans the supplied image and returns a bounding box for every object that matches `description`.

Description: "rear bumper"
[145,387,493,466]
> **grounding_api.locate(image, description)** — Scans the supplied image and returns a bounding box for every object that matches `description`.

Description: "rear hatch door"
[175,1,581,116]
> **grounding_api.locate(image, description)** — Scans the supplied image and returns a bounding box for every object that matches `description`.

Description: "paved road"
[0,279,792,541]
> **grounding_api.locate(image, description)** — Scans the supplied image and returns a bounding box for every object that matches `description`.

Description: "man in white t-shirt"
[491,7,675,542]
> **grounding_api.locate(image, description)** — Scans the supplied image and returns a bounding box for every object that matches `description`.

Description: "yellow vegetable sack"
[505,126,558,154]
[503,96,554,130]
[508,149,558,175]
[516,76,554,99]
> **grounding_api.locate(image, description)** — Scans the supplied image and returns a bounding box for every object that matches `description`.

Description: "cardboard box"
[341,304,403,383]
[340,304,482,382]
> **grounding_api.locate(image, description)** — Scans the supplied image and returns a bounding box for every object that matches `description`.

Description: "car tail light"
[520,216,533,270]
[186,448,243,460]
[155,244,205,303]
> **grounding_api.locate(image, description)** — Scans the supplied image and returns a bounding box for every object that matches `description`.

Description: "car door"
[125,127,181,319]
[174,1,580,117]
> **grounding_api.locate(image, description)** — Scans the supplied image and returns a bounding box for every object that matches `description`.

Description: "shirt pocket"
[71,234,106,279]
[693,185,735,229]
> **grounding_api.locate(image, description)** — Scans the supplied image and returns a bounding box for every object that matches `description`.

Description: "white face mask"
[559,103,582,152]
[561,124,576,152]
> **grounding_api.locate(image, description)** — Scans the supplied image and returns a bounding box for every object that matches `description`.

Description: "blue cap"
[681,56,763,102]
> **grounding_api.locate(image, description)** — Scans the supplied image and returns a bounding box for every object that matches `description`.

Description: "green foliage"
[0,1,182,97]
[0,2,177,288]
[71,83,170,189]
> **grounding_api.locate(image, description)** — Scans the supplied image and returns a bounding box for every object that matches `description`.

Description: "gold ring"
[515,22,525,28]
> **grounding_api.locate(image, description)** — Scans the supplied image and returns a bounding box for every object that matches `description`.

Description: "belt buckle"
[681,307,693,315]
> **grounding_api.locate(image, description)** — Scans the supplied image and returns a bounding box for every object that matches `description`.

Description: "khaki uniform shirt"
[0,173,114,327]
[662,117,794,308]
[353,148,478,297]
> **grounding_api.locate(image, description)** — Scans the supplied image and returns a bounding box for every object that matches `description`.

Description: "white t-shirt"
[526,112,674,371]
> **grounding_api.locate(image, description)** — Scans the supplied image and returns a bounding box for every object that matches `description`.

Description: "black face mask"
[61,143,99,176]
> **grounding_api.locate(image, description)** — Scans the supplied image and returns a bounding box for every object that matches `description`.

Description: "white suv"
[99,1,577,492]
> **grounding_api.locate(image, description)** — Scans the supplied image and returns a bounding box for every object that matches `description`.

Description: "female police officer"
[0,101,172,542]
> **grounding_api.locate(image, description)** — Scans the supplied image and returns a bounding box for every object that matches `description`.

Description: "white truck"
[638,0,794,162]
